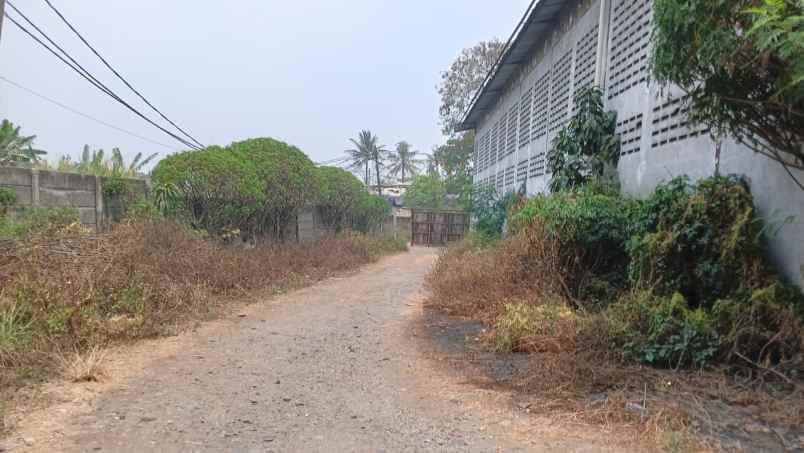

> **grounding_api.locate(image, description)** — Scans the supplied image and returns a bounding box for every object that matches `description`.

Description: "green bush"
[152,145,263,234]
[0,207,79,239]
[152,138,317,239]
[351,193,390,233]
[227,138,317,236]
[614,176,804,368]
[0,188,16,217]
[510,185,644,305]
[405,174,447,209]
[628,176,768,307]
[315,166,365,232]
[469,185,521,241]
[607,291,720,368]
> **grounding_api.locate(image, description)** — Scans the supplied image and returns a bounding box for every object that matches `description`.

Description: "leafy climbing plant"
[546,87,620,193]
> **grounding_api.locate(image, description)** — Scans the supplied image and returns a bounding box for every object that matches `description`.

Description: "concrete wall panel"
[38,170,96,191]
[39,188,96,208]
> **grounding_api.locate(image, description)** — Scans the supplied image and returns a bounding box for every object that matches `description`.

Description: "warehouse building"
[459,0,804,286]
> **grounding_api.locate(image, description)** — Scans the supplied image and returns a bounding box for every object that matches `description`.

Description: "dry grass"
[57,346,108,383]
[0,219,407,418]
[425,233,804,451]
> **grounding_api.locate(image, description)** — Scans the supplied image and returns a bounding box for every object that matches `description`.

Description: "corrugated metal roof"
[458,0,569,131]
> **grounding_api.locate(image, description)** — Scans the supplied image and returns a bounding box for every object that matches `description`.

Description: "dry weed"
[57,346,108,383]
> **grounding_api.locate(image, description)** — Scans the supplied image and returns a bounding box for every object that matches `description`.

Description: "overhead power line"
[3,5,201,150]
[0,75,178,151]
[43,0,205,149]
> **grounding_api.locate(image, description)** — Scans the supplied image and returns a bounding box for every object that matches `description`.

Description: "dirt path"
[4,248,628,452]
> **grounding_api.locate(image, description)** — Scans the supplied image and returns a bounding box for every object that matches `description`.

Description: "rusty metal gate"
[410,209,469,246]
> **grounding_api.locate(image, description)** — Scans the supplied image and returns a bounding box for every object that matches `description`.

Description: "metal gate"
[410,209,469,246]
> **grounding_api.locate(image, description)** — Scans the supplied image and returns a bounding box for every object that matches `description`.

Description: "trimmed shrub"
[151,145,263,234]
[351,193,390,233]
[227,138,317,237]
[152,138,318,239]
[315,166,365,232]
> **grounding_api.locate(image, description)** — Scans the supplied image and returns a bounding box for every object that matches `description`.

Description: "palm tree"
[421,153,440,176]
[387,141,420,183]
[346,130,386,195]
[0,119,46,166]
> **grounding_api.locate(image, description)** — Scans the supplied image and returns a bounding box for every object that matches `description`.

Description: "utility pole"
[0,0,6,46]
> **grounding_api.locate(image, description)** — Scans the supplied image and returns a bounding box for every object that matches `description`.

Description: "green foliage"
[405,174,447,209]
[0,188,17,217]
[0,207,79,239]
[438,39,505,135]
[46,146,157,178]
[628,176,766,306]
[432,132,475,193]
[152,138,317,239]
[614,176,804,367]
[608,291,720,368]
[651,0,804,184]
[387,141,420,182]
[315,166,366,231]
[470,185,519,240]
[511,185,644,304]
[351,193,391,233]
[346,130,386,193]
[745,0,804,100]
[546,88,620,193]
[492,301,575,353]
[152,145,262,234]
[0,119,46,166]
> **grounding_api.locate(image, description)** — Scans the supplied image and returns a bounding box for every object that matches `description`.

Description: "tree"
[652,0,804,189]
[546,87,620,193]
[438,39,506,136]
[0,119,46,166]
[405,174,447,209]
[432,132,475,194]
[346,130,386,196]
[421,153,439,176]
[387,141,420,182]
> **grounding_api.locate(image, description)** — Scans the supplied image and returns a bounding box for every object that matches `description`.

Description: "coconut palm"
[387,141,420,183]
[346,130,387,195]
[0,119,46,166]
[421,153,440,176]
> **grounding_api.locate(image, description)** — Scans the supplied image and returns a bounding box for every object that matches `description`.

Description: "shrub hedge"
[152,138,391,239]
[429,175,804,374]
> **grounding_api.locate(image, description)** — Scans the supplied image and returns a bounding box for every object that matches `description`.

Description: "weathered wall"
[472,0,804,287]
[0,167,148,230]
[297,205,411,243]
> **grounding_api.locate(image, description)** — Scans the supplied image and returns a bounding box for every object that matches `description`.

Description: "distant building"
[458,0,804,286]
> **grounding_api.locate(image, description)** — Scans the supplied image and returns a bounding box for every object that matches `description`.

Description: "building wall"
[472,0,804,287]
[0,166,148,230]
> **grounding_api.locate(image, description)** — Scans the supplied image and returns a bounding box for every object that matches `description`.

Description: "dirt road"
[6,248,623,452]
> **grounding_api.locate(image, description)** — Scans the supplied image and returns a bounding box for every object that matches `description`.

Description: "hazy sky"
[0,1,529,167]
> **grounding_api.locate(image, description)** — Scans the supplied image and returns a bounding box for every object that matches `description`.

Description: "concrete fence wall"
[0,166,148,230]
[298,206,412,243]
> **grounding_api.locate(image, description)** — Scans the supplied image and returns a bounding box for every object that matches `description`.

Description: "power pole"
[0,0,6,46]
